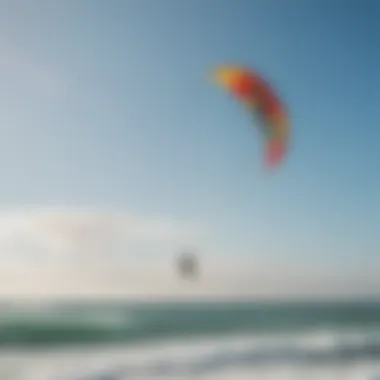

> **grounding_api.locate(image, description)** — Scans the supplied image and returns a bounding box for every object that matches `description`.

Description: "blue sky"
[0,0,378,296]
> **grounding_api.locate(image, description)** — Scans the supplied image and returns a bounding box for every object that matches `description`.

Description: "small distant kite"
[211,65,289,168]
[177,251,199,280]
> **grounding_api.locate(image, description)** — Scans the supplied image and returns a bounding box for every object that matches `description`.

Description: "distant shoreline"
[1,295,380,306]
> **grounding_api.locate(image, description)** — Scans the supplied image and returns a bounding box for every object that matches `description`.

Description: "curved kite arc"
[211,65,290,168]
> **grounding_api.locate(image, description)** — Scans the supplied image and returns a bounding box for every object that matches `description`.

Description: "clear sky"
[0,0,378,298]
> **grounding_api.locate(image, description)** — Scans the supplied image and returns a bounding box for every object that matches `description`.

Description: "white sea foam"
[1,329,380,380]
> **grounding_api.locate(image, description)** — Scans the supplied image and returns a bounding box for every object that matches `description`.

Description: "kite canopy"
[211,65,289,167]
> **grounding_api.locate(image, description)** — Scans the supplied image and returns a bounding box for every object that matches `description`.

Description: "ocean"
[1,300,380,380]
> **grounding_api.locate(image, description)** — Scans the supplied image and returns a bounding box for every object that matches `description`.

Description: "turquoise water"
[1,300,380,379]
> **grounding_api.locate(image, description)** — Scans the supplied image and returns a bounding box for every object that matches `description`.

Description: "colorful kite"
[211,65,289,168]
